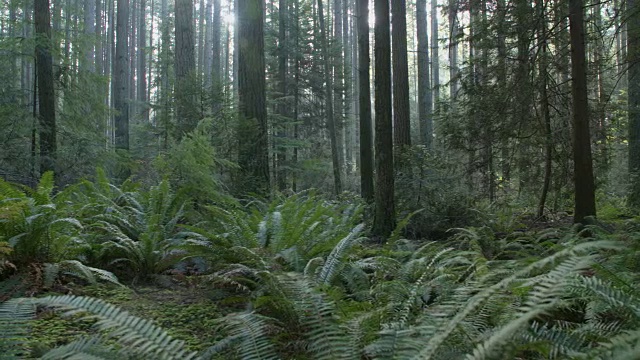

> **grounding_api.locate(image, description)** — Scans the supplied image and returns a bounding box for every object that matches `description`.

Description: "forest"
[1,0,640,357]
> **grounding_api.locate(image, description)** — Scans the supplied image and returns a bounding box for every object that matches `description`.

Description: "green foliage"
[90,179,190,279]
[184,191,363,273]
[394,147,479,239]
[152,119,236,205]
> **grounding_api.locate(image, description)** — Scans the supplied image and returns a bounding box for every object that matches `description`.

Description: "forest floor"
[19,279,232,357]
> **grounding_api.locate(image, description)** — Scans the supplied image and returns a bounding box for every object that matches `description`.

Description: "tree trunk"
[237,0,270,194]
[334,0,345,174]
[392,0,411,147]
[628,0,640,208]
[175,0,197,138]
[343,0,354,174]
[448,0,458,100]
[569,0,596,222]
[138,0,147,121]
[372,0,395,237]
[357,0,373,202]
[84,0,96,71]
[292,0,300,191]
[95,0,103,75]
[537,0,552,219]
[431,0,439,106]
[417,0,431,148]
[203,0,212,87]
[35,0,57,175]
[276,0,288,191]
[212,0,222,111]
[318,0,343,194]
[114,0,129,151]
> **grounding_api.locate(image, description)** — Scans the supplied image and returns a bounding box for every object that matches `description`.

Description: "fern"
[0,295,200,360]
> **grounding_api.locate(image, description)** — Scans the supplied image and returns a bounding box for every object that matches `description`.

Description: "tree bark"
[114,0,129,151]
[237,0,270,194]
[318,0,343,194]
[35,0,57,175]
[138,0,148,121]
[357,0,373,202]
[629,0,640,208]
[569,0,596,222]
[392,0,411,147]
[431,0,439,106]
[537,0,552,219]
[417,0,431,148]
[276,0,288,191]
[175,0,197,138]
[448,0,458,100]
[372,0,395,237]
[84,0,96,71]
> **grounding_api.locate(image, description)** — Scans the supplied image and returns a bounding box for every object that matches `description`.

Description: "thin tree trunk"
[343,0,353,174]
[212,0,222,112]
[537,0,552,219]
[431,0,439,106]
[417,0,431,148]
[292,0,300,191]
[357,0,373,202]
[203,0,213,87]
[114,0,130,152]
[198,0,206,78]
[318,0,343,194]
[448,0,458,100]
[334,0,345,174]
[138,0,147,121]
[276,0,288,190]
[96,0,103,75]
[84,0,96,71]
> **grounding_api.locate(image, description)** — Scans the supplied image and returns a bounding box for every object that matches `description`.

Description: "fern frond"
[317,224,365,285]
[214,312,280,360]
[30,295,199,360]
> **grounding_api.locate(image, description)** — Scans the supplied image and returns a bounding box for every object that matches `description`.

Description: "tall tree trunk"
[357,0,373,201]
[175,0,197,138]
[114,0,130,152]
[203,0,212,87]
[198,0,206,79]
[392,0,411,147]
[35,0,57,175]
[628,0,640,208]
[212,0,222,111]
[318,0,343,194]
[334,0,345,174]
[431,0,439,106]
[292,0,300,191]
[237,0,269,194]
[276,0,288,191]
[537,0,552,218]
[417,0,431,148]
[129,0,137,115]
[138,0,147,121]
[84,0,96,71]
[372,0,395,237]
[343,0,354,174]
[95,0,103,75]
[569,0,596,222]
[448,0,458,100]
